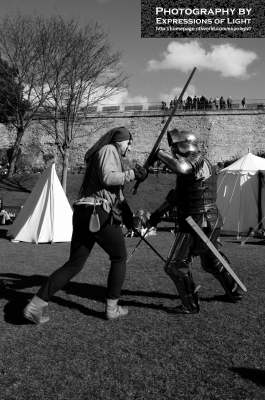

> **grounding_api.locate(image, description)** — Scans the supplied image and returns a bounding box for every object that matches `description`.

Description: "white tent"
[7,163,73,243]
[217,152,265,236]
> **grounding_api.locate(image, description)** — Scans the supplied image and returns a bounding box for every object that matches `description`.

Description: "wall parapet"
[75,109,265,119]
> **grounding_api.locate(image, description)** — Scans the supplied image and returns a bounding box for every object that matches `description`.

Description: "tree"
[35,16,129,191]
[0,13,61,177]
[0,57,21,122]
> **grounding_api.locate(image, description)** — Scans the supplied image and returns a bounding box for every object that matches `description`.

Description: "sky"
[1,0,265,107]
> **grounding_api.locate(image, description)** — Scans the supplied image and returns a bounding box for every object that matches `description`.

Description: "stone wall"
[1,109,265,169]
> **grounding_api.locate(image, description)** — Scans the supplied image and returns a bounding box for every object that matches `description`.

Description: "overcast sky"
[2,0,264,105]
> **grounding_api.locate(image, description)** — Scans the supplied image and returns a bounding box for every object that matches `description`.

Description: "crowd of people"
[161,96,247,111]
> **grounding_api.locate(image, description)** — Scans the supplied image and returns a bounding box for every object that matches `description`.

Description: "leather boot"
[105,299,128,320]
[23,295,50,324]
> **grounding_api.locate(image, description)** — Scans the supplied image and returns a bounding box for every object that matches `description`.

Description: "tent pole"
[258,172,263,229]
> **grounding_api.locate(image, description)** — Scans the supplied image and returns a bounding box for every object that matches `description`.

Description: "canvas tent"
[216,152,265,236]
[7,163,73,243]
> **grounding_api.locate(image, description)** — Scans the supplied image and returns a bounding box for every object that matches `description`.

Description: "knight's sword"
[186,216,247,292]
[126,229,166,263]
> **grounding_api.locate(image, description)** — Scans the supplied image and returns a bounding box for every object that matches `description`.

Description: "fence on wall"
[84,99,265,114]
[1,99,264,123]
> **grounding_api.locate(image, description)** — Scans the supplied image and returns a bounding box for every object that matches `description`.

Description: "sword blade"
[132,229,166,262]
[186,216,247,292]
[126,228,150,263]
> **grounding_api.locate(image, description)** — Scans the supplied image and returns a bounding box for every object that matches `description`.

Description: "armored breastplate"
[176,163,218,214]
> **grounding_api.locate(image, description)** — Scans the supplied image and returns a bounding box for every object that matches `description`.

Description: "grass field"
[0,172,265,399]
[0,170,176,213]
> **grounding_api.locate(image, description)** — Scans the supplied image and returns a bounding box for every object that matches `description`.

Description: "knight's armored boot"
[105,299,128,320]
[216,267,242,303]
[166,273,200,315]
[168,293,199,314]
[23,295,50,324]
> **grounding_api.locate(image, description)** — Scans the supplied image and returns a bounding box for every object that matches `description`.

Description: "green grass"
[0,172,265,399]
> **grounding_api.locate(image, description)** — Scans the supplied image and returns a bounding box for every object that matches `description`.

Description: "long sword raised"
[132,67,197,195]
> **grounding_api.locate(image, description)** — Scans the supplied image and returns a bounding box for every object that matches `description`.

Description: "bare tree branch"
[0,13,129,190]
[37,16,129,191]
[0,13,61,176]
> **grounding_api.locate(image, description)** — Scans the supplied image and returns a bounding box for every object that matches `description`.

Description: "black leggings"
[37,205,127,301]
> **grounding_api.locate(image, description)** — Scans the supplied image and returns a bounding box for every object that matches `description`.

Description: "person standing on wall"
[23,127,148,324]
[227,96,232,109]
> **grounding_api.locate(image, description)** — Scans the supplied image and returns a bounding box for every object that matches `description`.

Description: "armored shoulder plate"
[158,149,203,175]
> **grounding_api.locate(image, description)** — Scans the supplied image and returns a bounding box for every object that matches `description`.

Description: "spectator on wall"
[214,96,219,109]
[227,96,232,109]
[178,98,183,109]
[242,98,246,109]
[186,96,192,110]
[200,95,206,110]
[161,101,167,110]
[192,95,197,110]
[220,96,226,110]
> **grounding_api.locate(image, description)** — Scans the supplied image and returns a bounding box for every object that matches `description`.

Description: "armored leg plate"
[217,267,242,303]
[165,232,200,313]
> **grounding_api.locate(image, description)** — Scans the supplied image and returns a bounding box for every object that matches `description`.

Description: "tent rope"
[241,215,265,245]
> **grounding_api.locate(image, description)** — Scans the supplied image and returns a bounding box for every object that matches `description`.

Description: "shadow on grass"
[229,367,265,386]
[0,228,9,239]
[0,175,33,193]
[0,272,235,325]
[0,274,106,324]
[202,294,235,303]
[0,273,172,325]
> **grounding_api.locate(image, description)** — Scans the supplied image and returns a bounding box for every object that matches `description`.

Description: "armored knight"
[148,129,243,314]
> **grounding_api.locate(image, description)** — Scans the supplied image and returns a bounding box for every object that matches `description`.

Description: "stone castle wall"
[1,109,265,169]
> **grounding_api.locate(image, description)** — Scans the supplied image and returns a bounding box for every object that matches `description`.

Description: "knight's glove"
[133,164,148,182]
[147,210,161,228]
[150,148,164,166]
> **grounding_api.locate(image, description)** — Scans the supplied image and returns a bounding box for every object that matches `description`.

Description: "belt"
[182,205,217,214]
[74,197,110,207]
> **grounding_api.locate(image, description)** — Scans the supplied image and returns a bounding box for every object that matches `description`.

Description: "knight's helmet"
[167,129,198,156]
